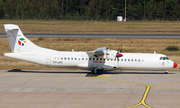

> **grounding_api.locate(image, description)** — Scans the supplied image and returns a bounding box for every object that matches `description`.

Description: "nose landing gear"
[164,70,168,74]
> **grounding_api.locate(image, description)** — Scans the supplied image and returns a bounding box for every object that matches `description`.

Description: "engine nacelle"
[92,47,123,60]
[106,51,117,59]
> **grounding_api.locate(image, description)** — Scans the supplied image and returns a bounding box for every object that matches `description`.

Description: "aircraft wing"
[86,51,96,57]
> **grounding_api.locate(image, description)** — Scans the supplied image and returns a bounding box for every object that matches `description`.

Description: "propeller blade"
[120,43,123,53]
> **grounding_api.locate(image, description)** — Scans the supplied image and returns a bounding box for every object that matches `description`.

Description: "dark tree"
[0,0,180,20]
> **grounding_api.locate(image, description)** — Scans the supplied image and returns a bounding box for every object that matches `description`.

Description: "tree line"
[0,0,180,21]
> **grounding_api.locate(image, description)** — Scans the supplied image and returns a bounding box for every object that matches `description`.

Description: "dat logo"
[18,38,26,46]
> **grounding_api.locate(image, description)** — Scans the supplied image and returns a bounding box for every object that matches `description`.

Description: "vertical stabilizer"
[4,24,39,53]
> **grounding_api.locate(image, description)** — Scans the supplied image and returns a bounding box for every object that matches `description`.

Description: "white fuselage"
[4,48,174,71]
[4,24,177,73]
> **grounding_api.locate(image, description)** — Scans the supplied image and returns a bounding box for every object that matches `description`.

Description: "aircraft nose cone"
[174,62,178,68]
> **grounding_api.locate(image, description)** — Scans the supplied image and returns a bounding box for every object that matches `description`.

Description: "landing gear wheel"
[164,72,168,74]
[93,68,102,74]
[93,69,98,74]
[164,70,168,74]
[97,69,101,73]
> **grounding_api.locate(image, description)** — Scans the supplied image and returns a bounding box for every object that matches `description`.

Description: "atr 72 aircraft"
[4,24,177,74]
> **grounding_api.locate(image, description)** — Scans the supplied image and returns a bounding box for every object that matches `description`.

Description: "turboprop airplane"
[4,24,177,74]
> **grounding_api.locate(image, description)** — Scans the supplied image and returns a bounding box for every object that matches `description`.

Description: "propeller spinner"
[116,47,123,57]
[116,53,123,57]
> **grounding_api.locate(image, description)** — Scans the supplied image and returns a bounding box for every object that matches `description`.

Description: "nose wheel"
[164,70,168,74]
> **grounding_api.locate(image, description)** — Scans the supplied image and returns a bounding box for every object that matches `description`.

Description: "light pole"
[144,0,145,20]
[124,0,126,21]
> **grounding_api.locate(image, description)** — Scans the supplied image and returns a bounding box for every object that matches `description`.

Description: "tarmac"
[0,70,180,108]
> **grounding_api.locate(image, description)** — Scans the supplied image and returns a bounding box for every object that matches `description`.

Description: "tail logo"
[18,38,26,46]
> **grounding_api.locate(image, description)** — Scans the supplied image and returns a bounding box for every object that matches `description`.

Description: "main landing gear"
[164,70,168,74]
[92,68,102,74]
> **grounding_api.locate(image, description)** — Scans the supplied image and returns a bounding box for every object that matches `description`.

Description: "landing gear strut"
[164,70,168,74]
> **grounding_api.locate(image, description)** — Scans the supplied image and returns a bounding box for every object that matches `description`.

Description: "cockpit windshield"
[160,57,169,60]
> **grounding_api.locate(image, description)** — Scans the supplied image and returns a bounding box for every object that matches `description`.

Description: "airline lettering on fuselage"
[93,61,106,63]
[53,61,63,64]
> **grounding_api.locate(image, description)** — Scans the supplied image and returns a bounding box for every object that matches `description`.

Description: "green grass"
[165,46,179,51]
[1,20,180,34]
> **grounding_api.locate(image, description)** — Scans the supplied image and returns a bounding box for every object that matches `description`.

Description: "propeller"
[116,44,123,68]
[120,43,123,53]
[116,47,123,57]
[114,49,119,68]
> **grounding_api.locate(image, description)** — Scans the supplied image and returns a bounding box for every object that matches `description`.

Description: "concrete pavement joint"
[123,79,140,108]
[93,74,180,108]
[51,77,88,108]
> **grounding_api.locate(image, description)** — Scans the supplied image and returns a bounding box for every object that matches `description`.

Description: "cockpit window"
[160,56,169,60]
[166,57,169,60]
[163,57,166,60]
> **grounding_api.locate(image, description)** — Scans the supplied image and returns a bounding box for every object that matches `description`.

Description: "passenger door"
[46,56,51,65]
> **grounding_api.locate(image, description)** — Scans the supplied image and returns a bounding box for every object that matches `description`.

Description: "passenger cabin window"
[78,58,80,60]
[131,59,133,61]
[86,58,88,60]
[121,59,123,61]
[100,58,102,61]
[64,57,66,60]
[128,59,130,61]
[75,58,77,60]
[82,58,84,60]
[93,58,95,60]
[125,59,126,61]
[71,57,73,60]
[96,58,98,61]
[68,58,70,60]
[61,57,63,60]
[135,59,137,62]
[89,58,91,60]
